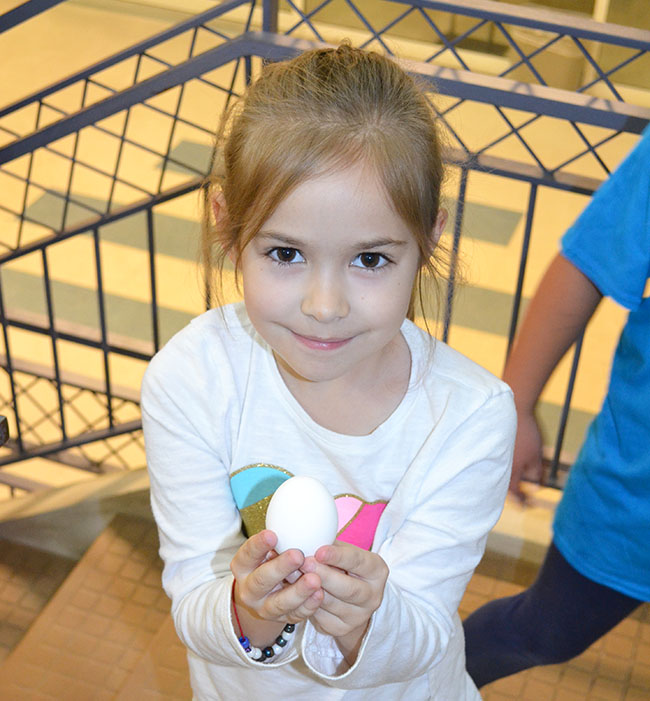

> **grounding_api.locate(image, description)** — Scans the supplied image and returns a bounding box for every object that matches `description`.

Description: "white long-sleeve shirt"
[141,302,515,700]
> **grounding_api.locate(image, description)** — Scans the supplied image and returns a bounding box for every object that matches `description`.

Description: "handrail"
[0,0,65,34]
[387,0,650,49]
[0,0,252,118]
[3,30,649,168]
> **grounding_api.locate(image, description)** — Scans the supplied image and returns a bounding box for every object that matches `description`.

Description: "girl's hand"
[301,541,389,664]
[230,530,324,638]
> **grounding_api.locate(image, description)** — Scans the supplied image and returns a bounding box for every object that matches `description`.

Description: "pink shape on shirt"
[336,501,387,551]
[335,496,363,531]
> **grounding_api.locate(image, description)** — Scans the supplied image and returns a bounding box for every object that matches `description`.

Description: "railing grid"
[0,0,648,493]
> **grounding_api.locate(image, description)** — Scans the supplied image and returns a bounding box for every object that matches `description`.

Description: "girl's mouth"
[292,332,353,351]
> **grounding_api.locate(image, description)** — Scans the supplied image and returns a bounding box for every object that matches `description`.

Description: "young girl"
[141,44,516,700]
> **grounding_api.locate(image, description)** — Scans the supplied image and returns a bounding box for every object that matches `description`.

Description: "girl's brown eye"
[354,252,388,269]
[277,248,296,262]
[361,253,381,267]
[269,247,304,264]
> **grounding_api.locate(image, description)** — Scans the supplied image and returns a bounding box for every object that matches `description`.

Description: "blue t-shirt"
[553,125,650,601]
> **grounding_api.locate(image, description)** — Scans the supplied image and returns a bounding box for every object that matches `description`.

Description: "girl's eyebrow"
[256,231,303,247]
[356,237,408,249]
[257,231,408,249]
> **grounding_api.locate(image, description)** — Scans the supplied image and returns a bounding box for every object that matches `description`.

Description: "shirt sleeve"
[141,326,298,668]
[300,389,516,688]
[561,126,650,311]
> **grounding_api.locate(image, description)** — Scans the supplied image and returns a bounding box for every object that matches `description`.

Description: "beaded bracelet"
[231,579,296,661]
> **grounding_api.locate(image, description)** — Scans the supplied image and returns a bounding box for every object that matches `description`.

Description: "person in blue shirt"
[463,124,650,687]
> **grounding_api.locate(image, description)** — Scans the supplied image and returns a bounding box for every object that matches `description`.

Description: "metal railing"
[0,0,649,492]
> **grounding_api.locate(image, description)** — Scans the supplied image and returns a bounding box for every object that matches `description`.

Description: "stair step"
[0,539,74,665]
[0,513,190,698]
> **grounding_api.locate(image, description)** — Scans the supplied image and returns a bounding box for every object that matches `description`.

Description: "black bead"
[262,646,275,659]
[284,623,295,634]
[275,636,287,647]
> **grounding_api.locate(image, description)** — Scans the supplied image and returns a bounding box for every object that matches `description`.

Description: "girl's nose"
[301,272,350,322]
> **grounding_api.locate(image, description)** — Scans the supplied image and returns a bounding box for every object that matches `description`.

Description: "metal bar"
[15,101,43,248]
[548,332,585,485]
[442,167,468,344]
[92,228,114,428]
[0,419,142,466]
[342,0,392,56]
[0,0,64,33]
[426,17,488,69]
[146,208,160,353]
[156,26,200,194]
[494,21,548,85]
[4,31,650,168]
[446,149,604,194]
[0,162,105,219]
[0,272,23,451]
[493,104,547,172]
[107,55,143,213]
[252,32,650,133]
[357,5,416,52]
[0,0,251,118]
[0,178,202,264]
[1,315,151,362]
[37,93,207,180]
[565,121,610,176]
[498,32,564,80]
[579,47,646,96]
[551,130,619,175]
[388,0,650,49]
[398,57,650,134]
[506,183,537,359]
[0,352,139,402]
[60,81,90,229]
[40,248,67,440]
[0,37,255,165]
[262,0,279,33]
[474,113,540,158]
[283,0,326,43]
[571,36,623,102]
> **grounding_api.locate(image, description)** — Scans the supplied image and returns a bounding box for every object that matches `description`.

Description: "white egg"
[265,476,338,557]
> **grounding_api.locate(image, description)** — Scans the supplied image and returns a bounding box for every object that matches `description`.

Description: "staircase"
[1,2,650,698]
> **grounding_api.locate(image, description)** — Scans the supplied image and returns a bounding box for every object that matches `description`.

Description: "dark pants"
[463,541,643,689]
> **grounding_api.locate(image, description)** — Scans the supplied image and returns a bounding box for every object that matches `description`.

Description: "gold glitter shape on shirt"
[240,494,273,538]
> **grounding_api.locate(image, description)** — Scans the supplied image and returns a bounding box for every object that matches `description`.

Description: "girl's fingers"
[265,572,323,621]
[315,542,385,581]
[253,550,303,594]
[230,535,325,625]
[305,558,363,604]
[235,547,306,604]
[231,530,277,579]
[311,543,388,591]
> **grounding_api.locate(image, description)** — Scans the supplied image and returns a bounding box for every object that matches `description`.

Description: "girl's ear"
[212,192,238,264]
[432,208,447,246]
[211,191,227,225]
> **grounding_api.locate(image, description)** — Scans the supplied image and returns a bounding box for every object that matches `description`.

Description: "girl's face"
[238,163,430,392]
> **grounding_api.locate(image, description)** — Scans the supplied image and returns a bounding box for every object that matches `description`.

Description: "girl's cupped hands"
[300,542,389,661]
[230,530,324,626]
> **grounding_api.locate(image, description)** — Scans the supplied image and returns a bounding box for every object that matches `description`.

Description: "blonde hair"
[202,43,450,325]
